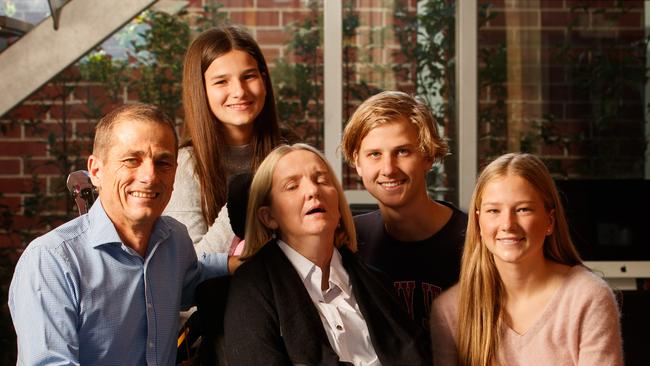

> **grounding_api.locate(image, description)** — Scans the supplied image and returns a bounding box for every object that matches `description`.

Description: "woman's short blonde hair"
[341,90,448,164]
[242,143,357,258]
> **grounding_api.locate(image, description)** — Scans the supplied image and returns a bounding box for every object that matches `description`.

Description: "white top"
[164,147,234,254]
[277,240,380,366]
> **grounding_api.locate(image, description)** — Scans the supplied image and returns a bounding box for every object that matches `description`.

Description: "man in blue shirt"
[9,103,230,365]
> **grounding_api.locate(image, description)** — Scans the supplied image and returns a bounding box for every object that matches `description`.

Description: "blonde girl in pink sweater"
[431,153,623,366]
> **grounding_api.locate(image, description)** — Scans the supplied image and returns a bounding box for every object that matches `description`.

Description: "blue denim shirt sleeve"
[198,252,229,278]
[9,240,81,366]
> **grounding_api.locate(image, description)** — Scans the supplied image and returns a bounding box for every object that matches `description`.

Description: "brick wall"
[478,0,647,178]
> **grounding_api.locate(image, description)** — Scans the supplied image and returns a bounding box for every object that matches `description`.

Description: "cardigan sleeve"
[223,263,293,366]
[165,148,234,254]
[430,285,460,366]
[576,277,624,366]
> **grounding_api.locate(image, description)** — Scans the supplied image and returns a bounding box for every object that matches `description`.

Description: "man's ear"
[257,206,279,230]
[87,154,103,189]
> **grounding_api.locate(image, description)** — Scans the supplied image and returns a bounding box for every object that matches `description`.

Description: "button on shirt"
[9,200,228,366]
[277,240,380,366]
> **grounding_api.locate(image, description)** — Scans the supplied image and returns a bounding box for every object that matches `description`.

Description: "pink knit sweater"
[430,266,623,366]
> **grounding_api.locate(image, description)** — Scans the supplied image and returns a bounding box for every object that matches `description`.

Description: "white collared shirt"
[277,240,380,366]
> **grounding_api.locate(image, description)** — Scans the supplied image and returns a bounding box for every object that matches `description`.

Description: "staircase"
[0,0,158,118]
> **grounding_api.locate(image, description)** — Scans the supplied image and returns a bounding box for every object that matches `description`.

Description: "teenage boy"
[341,91,467,327]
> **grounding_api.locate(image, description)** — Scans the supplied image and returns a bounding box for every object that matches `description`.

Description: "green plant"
[272,0,324,148]
[130,10,190,120]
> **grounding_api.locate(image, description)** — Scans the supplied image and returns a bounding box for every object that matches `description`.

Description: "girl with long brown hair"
[430,153,622,365]
[165,25,281,255]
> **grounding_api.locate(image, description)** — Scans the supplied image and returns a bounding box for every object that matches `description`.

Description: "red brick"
[540,143,566,157]
[48,104,93,120]
[0,122,22,138]
[565,103,591,118]
[24,122,74,139]
[219,0,254,6]
[618,30,645,41]
[478,29,506,45]
[256,29,292,45]
[0,177,46,194]
[541,10,585,27]
[26,162,62,176]
[281,10,314,26]
[8,215,48,231]
[358,10,384,26]
[230,10,280,27]
[0,233,24,249]
[591,11,641,28]
[74,122,97,138]
[540,0,566,9]
[0,196,22,211]
[0,141,47,157]
[544,66,566,84]
[3,104,48,121]
[261,47,281,63]
[487,10,506,27]
[73,84,123,105]
[0,159,21,175]
[543,102,565,119]
[257,0,304,8]
[26,84,66,102]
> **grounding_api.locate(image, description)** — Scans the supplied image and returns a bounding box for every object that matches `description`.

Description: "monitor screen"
[554,179,650,284]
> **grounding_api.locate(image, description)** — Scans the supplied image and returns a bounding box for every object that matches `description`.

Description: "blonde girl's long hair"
[242,144,357,259]
[456,153,582,366]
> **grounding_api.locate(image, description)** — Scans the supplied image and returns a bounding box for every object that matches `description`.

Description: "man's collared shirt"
[277,240,379,366]
[9,199,228,366]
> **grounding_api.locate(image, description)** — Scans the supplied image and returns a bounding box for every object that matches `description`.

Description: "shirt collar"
[276,240,351,298]
[87,199,171,254]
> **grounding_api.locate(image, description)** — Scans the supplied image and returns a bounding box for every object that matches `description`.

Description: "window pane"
[478,0,648,178]
[342,0,459,204]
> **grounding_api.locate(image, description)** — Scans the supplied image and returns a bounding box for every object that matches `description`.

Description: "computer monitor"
[555,179,650,289]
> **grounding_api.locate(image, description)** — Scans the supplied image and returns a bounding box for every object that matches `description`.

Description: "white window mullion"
[457,0,478,211]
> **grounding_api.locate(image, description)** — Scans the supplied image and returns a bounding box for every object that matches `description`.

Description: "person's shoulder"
[17,215,90,271]
[564,265,615,297]
[353,209,382,225]
[160,214,189,233]
[353,209,383,241]
[434,283,460,309]
[437,200,468,224]
[233,242,279,280]
[176,147,196,172]
[28,215,89,252]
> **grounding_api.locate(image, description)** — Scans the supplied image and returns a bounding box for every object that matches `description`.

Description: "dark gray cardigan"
[224,240,432,366]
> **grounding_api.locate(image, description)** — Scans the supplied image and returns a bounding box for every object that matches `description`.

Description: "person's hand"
[227,255,244,274]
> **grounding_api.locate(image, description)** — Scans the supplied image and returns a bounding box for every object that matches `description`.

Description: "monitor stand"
[584,261,650,290]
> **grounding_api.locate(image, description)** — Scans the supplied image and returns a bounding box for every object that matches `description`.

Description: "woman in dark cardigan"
[224,143,431,365]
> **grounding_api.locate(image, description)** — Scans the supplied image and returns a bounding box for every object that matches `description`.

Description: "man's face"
[354,119,432,210]
[88,119,177,231]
